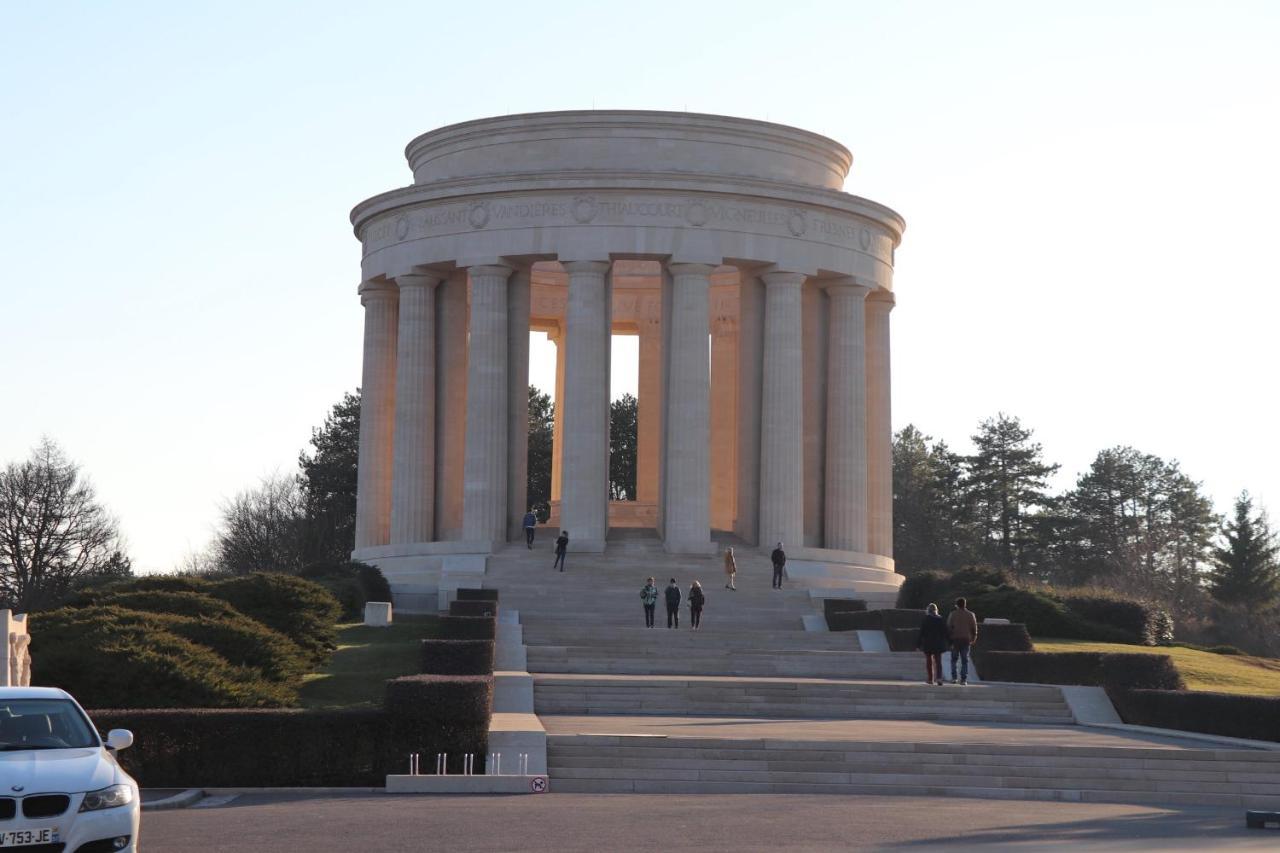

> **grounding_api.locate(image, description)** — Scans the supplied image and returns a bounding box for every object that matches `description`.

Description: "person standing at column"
[916,603,949,686]
[770,542,787,590]
[664,578,682,629]
[688,581,705,631]
[522,509,538,549]
[722,546,737,591]
[553,531,569,572]
[640,577,658,628]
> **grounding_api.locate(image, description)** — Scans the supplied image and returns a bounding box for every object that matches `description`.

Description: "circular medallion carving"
[685,201,708,227]
[572,196,597,224]
[859,227,871,250]
[395,217,410,240]
[787,209,807,237]
[468,202,490,229]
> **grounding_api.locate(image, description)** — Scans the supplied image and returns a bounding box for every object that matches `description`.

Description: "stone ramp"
[543,717,1280,807]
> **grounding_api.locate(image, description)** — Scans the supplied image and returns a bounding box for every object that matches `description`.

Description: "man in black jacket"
[770,542,787,589]
[664,578,682,629]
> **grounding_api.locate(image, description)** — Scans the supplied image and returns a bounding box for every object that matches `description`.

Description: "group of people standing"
[915,597,979,685]
[641,577,707,629]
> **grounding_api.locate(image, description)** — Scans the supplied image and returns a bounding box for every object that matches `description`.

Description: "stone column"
[561,260,612,551]
[390,273,443,545]
[735,270,764,545]
[549,325,566,506]
[462,265,512,546]
[354,280,398,550]
[663,263,713,552]
[866,290,895,557]
[709,306,738,532]
[434,272,468,540]
[823,279,871,552]
[758,271,805,551]
[636,304,662,504]
[506,267,531,541]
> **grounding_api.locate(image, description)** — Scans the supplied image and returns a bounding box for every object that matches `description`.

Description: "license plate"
[0,828,54,847]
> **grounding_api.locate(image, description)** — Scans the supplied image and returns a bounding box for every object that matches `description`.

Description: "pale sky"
[2,1,1277,572]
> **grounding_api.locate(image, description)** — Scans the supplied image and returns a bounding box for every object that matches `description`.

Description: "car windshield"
[0,699,100,750]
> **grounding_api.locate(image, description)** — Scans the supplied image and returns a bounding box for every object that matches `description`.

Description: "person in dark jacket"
[916,603,949,686]
[640,577,658,628]
[553,531,569,571]
[688,581,706,631]
[522,510,538,548]
[664,578,681,629]
[770,542,787,589]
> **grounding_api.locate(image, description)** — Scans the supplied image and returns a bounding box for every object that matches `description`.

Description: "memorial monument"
[348,111,904,593]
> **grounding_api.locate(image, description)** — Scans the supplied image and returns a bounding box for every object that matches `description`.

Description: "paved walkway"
[143,792,1277,851]
[541,715,1227,750]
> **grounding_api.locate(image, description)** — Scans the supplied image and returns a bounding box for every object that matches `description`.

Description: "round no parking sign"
[530,776,548,794]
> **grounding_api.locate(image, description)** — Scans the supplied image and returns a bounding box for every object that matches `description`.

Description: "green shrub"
[210,573,341,662]
[449,600,497,618]
[826,611,861,632]
[87,591,243,622]
[886,627,918,652]
[977,651,1184,690]
[419,640,495,675]
[974,623,1035,654]
[1172,641,1246,656]
[439,615,497,640]
[964,588,1133,643]
[456,589,499,602]
[1107,689,1280,743]
[31,610,294,708]
[384,673,492,722]
[1057,593,1174,646]
[300,560,392,621]
[895,571,947,609]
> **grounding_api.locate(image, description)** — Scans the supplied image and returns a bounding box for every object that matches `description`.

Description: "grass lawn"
[1035,638,1280,696]
[297,615,441,709]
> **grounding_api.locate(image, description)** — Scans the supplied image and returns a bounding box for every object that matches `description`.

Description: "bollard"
[436,753,446,775]
[464,753,474,776]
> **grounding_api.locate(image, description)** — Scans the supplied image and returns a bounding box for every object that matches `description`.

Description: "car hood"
[0,748,119,794]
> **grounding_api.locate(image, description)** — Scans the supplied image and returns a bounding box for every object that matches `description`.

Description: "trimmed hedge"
[449,599,498,618]
[439,615,496,640]
[977,651,1184,690]
[384,674,493,723]
[1059,594,1173,646]
[974,623,1034,654]
[456,589,499,602]
[301,560,392,621]
[1107,689,1280,743]
[826,608,925,632]
[886,627,917,652]
[82,591,244,622]
[420,639,495,675]
[210,574,342,663]
[822,599,867,624]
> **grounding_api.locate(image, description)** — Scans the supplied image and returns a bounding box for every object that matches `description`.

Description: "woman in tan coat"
[723,546,737,591]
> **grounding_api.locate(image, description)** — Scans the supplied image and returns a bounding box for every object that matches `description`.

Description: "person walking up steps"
[553,530,569,572]
[723,546,737,590]
[522,509,538,549]
[947,596,978,685]
[916,603,949,686]
[640,577,658,628]
[688,581,705,631]
[664,578,681,629]
[770,542,786,589]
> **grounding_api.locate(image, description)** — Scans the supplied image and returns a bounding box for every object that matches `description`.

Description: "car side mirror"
[105,729,134,751]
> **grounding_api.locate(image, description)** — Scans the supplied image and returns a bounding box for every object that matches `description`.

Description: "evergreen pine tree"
[1209,491,1280,608]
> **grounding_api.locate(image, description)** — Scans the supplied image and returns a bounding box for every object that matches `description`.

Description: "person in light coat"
[722,546,737,591]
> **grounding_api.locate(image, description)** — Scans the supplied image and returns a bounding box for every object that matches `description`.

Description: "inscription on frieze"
[362,193,892,261]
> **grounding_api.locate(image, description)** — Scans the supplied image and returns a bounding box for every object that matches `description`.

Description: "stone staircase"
[546,733,1280,807]
[397,528,1280,808]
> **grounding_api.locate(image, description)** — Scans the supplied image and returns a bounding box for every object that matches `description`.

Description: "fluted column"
[735,270,764,545]
[866,290,895,557]
[709,307,738,532]
[354,280,398,550]
[636,307,662,504]
[549,326,566,506]
[561,260,612,551]
[758,271,805,550]
[462,264,512,545]
[506,267,531,541]
[823,279,871,552]
[389,273,443,545]
[434,272,468,540]
[663,263,713,552]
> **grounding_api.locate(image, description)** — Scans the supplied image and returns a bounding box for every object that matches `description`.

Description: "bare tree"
[213,472,308,574]
[0,438,130,611]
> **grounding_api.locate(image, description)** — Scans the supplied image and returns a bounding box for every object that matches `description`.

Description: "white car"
[0,687,139,852]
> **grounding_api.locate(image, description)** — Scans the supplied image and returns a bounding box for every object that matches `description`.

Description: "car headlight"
[79,784,134,812]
